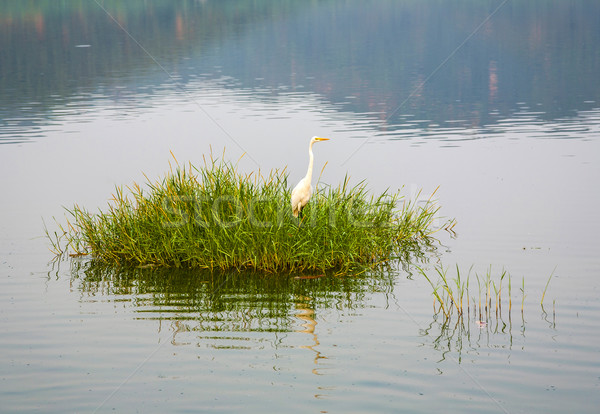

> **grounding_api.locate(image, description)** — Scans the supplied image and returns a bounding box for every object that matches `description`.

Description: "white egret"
[291,136,330,218]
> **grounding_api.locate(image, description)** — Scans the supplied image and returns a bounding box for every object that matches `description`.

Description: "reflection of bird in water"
[295,296,327,374]
[171,320,192,346]
[291,136,330,218]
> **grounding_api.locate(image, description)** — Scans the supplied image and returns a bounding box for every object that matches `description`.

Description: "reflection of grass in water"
[67,260,425,357]
[48,153,450,274]
[65,259,409,341]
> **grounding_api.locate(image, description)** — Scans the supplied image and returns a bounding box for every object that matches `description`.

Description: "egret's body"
[291,136,329,218]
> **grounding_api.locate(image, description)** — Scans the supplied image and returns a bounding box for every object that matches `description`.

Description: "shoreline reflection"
[2,0,599,144]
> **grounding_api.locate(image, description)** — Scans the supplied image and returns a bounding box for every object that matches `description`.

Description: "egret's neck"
[305,141,315,182]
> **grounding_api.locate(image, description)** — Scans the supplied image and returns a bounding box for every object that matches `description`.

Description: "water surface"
[1,1,599,413]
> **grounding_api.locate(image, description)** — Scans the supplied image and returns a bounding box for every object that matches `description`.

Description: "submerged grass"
[419,265,510,322]
[51,154,450,274]
[419,265,556,326]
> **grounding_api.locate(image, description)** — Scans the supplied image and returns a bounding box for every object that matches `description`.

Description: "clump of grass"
[50,154,449,274]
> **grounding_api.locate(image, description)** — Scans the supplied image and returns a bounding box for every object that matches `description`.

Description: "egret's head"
[311,136,330,143]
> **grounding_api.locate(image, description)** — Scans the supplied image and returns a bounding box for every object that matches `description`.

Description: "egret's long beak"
[315,137,330,141]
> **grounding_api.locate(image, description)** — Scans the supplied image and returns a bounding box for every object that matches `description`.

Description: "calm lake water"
[1,1,600,412]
